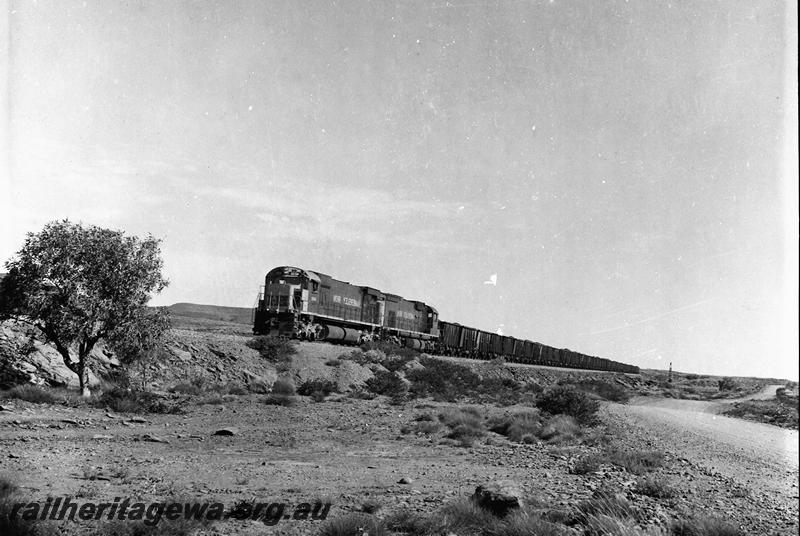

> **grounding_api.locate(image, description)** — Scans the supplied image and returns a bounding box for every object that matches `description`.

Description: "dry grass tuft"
[318,512,386,536]
[439,407,486,447]
[538,415,582,444]
[488,410,542,444]
[634,476,677,499]
[1,385,57,404]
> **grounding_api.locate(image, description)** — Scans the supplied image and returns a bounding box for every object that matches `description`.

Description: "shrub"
[573,380,631,403]
[538,415,582,444]
[365,370,408,397]
[407,357,482,402]
[634,476,677,499]
[722,399,799,429]
[438,498,500,533]
[717,377,739,392]
[360,340,419,361]
[272,378,296,396]
[1,385,57,404]
[93,388,182,414]
[496,510,570,536]
[487,411,542,443]
[475,377,533,407]
[219,382,248,395]
[246,377,271,394]
[402,413,443,435]
[571,454,602,474]
[382,355,417,372]
[170,379,248,397]
[348,389,376,400]
[583,514,662,536]
[415,420,442,434]
[574,490,638,525]
[297,379,338,397]
[439,406,483,427]
[318,513,386,536]
[601,447,664,475]
[338,350,372,365]
[536,385,600,424]
[439,407,485,447]
[264,378,297,406]
[196,394,224,405]
[386,498,572,536]
[170,379,204,395]
[246,336,296,363]
[384,510,440,535]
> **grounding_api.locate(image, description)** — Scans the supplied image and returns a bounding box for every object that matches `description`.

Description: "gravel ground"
[1,389,798,535]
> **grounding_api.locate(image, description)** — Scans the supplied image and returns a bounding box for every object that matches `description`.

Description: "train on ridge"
[252,266,639,374]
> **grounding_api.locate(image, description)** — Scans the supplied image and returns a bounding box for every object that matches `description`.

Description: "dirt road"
[607,386,798,530]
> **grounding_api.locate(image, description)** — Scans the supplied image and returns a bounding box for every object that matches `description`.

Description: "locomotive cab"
[263,267,302,313]
[261,266,322,314]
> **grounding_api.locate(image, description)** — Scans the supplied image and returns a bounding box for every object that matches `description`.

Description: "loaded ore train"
[253,266,639,374]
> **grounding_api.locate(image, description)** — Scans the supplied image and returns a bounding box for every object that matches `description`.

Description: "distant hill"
[167,303,253,325]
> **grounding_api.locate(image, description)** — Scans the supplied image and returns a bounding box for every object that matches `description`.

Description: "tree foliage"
[0,220,169,395]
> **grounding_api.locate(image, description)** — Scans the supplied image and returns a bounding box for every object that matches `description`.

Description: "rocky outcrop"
[473,479,525,516]
[284,353,375,393]
[0,320,117,389]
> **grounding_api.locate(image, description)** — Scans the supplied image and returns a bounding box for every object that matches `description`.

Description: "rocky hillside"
[0,320,119,389]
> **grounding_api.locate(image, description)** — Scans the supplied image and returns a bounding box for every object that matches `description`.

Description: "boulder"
[242,368,276,393]
[0,321,106,389]
[473,480,524,517]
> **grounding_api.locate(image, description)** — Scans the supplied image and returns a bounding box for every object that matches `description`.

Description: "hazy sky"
[1,1,797,379]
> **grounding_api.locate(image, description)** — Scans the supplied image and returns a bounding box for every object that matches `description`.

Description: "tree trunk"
[77,357,91,397]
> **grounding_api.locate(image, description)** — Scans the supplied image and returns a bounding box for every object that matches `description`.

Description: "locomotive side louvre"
[314,272,366,323]
[383,294,427,334]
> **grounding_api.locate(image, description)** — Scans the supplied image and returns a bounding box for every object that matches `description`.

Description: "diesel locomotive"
[252,266,639,374]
